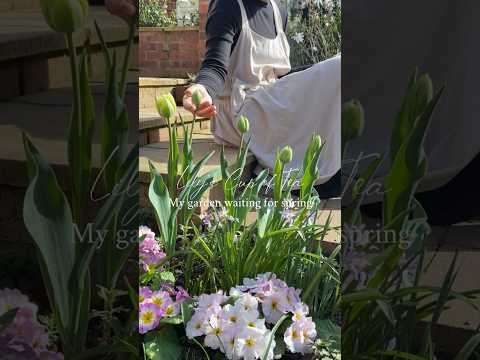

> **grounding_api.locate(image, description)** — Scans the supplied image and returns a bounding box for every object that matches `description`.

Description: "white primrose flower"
[284,317,317,354]
[220,328,237,359]
[186,312,208,339]
[229,286,243,297]
[236,327,273,360]
[197,291,227,311]
[234,293,259,318]
[285,287,302,311]
[204,314,227,350]
[221,304,242,326]
[240,317,268,333]
[292,303,309,322]
[262,291,288,324]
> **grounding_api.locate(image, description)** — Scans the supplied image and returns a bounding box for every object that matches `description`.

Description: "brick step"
[139,137,257,208]
[139,77,190,109]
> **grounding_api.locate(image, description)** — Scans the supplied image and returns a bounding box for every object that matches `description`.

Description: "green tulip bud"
[40,0,88,33]
[236,115,250,134]
[279,145,293,164]
[342,99,365,143]
[311,135,322,153]
[414,74,433,115]
[156,93,177,119]
[192,90,203,108]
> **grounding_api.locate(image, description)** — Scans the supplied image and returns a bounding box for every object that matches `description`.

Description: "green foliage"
[23,17,138,358]
[286,0,341,67]
[341,71,480,359]
[144,327,183,360]
[139,0,177,27]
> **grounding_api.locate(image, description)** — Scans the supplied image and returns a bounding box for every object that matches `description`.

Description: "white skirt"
[212,55,341,185]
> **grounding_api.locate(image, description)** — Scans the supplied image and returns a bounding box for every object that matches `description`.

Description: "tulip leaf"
[68,49,95,223]
[23,134,75,332]
[101,53,129,192]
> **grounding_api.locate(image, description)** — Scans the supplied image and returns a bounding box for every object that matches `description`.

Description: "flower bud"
[192,90,203,108]
[156,93,177,119]
[414,74,433,114]
[279,146,293,164]
[40,0,88,33]
[342,100,364,143]
[311,135,322,153]
[236,115,250,134]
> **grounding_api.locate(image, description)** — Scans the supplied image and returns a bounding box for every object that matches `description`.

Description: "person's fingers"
[197,99,213,112]
[196,105,217,118]
[183,96,196,114]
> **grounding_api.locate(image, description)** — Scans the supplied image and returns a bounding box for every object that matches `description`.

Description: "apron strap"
[235,0,249,28]
[270,0,284,35]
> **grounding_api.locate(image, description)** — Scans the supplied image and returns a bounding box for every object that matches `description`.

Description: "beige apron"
[343,0,480,198]
[212,0,341,185]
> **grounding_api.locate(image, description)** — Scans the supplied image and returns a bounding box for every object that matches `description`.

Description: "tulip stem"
[189,113,196,148]
[120,20,135,99]
[238,134,244,161]
[66,32,83,226]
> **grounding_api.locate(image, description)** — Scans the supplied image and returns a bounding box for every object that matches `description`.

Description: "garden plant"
[140,92,341,359]
[341,70,480,359]
[286,0,341,67]
[0,1,140,359]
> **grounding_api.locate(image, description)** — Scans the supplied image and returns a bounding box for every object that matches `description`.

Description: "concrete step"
[139,106,209,145]
[139,137,257,208]
[139,77,189,109]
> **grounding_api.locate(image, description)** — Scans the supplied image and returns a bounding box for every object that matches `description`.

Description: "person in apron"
[343,0,480,224]
[183,0,341,196]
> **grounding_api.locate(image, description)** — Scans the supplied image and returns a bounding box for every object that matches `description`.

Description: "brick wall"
[139,0,208,78]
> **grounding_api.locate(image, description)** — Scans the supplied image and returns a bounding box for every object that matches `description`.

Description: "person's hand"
[106,0,136,21]
[183,84,217,118]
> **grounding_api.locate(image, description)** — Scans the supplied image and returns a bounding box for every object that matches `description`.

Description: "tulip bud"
[279,146,293,164]
[414,74,433,115]
[342,100,364,143]
[156,93,177,119]
[236,115,250,134]
[192,90,203,108]
[40,0,88,33]
[311,135,322,153]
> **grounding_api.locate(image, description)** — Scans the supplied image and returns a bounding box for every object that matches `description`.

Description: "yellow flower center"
[165,306,174,316]
[245,338,255,347]
[271,300,278,310]
[152,298,164,306]
[292,330,299,339]
[141,311,154,324]
[213,328,221,336]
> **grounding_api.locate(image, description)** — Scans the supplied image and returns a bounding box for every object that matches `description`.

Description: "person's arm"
[183,0,241,118]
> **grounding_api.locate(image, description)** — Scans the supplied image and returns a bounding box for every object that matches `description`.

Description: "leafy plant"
[341,70,480,359]
[139,0,177,27]
[145,94,341,358]
[22,6,139,359]
[286,0,341,67]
